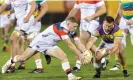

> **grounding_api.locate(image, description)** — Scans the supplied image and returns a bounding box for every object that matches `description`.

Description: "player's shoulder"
[114,27,123,37]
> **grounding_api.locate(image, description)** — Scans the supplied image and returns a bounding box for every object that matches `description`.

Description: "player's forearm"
[91,5,106,19]
[68,43,82,57]
[109,44,119,55]
[66,8,79,19]
[75,40,86,53]
[35,3,48,21]
[86,37,97,50]
[26,1,36,18]
[0,3,8,14]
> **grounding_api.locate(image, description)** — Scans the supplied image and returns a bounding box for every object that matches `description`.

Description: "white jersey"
[4,0,32,19]
[29,21,78,52]
[74,0,104,19]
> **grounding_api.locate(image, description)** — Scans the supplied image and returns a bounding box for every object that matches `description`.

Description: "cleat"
[93,69,101,78]
[101,58,109,70]
[29,68,44,73]
[71,66,80,71]
[68,75,81,80]
[44,54,51,64]
[123,70,129,77]
[17,65,25,70]
[109,65,119,71]
[2,60,12,74]
[7,67,15,73]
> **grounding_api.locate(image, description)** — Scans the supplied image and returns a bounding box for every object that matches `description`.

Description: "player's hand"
[34,18,39,24]
[84,16,93,22]
[126,20,133,25]
[83,50,93,63]
[24,16,30,23]
[78,54,87,65]
[79,54,90,65]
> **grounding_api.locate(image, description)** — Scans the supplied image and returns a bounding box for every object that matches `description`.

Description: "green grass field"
[0,26,133,80]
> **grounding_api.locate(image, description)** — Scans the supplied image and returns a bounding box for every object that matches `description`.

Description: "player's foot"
[2,46,9,52]
[101,58,109,70]
[68,75,81,80]
[71,66,80,71]
[109,65,119,71]
[30,68,44,73]
[44,54,51,64]
[93,69,101,78]
[123,70,129,77]
[17,65,25,70]
[2,60,12,74]
[7,66,15,73]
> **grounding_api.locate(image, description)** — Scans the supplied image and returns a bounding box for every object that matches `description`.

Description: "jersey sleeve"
[4,0,11,5]
[96,0,104,7]
[92,29,100,38]
[114,29,123,38]
[69,32,79,40]
[40,0,46,5]
[59,30,69,40]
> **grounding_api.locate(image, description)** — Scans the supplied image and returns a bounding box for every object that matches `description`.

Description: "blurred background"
[41,0,80,24]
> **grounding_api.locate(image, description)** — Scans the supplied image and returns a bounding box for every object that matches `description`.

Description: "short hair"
[66,17,79,25]
[105,16,114,23]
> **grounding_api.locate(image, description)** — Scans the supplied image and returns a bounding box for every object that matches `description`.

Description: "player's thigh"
[21,48,37,60]
[79,31,90,45]
[47,46,68,61]
[10,30,21,42]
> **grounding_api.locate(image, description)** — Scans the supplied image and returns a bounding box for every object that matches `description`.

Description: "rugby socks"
[20,61,25,67]
[75,60,81,69]
[62,62,73,77]
[114,55,120,68]
[2,35,9,52]
[121,64,127,71]
[35,59,43,70]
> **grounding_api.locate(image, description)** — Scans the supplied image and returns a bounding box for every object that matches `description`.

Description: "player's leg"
[118,42,129,77]
[1,17,11,52]
[110,17,128,70]
[17,36,25,69]
[93,42,110,78]
[47,46,81,80]
[7,30,22,72]
[72,19,91,70]
[26,31,44,73]
[2,47,37,74]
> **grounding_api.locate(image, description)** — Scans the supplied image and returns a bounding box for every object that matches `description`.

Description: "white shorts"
[15,15,35,33]
[119,17,128,30]
[29,25,59,53]
[0,14,10,28]
[9,13,16,21]
[119,17,133,35]
[97,37,126,51]
[80,19,99,34]
[26,21,41,39]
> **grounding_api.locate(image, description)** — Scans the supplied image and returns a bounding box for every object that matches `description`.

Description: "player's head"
[66,17,79,32]
[103,16,114,33]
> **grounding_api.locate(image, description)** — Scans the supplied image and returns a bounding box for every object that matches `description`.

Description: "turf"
[0,26,133,80]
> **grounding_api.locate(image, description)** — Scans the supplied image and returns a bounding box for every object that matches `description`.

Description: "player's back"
[7,0,31,19]
[74,0,102,19]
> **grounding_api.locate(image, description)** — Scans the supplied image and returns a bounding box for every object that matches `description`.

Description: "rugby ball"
[83,50,93,64]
